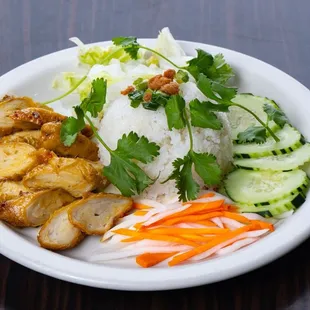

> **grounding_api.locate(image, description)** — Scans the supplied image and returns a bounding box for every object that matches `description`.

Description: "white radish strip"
[88,245,191,262]
[219,217,244,229]
[241,213,276,224]
[186,197,224,204]
[163,196,180,205]
[216,238,258,256]
[134,199,167,211]
[191,229,269,261]
[211,217,223,228]
[124,240,177,249]
[179,223,209,229]
[142,204,192,226]
[103,233,129,245]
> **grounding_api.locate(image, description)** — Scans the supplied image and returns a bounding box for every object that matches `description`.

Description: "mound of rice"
[98,79,233,202]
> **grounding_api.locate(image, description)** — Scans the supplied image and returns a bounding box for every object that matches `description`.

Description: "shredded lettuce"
[69,37,132,66]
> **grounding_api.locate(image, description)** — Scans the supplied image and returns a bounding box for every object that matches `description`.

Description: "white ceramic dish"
[1,39,310,291]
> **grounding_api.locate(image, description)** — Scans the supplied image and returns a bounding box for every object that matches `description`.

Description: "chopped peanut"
[148,75,171,90]
[160,82,179,95]
[163,69,176,79]
[143,92,152,102]
[121,85,135,95]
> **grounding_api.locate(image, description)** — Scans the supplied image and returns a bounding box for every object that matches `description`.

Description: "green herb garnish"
[162,95,222,201]
[237,126,267,144]
[263,103,289,128]
[60,78,160,197]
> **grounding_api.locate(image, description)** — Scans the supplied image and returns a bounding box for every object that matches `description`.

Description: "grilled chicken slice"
[0,96,40,137]
[0,130,41,148]
[23,153,109,197]
[0,142,38,181]
[10,107,66,129]
[38,205,84,251]
[0,181,31,202]
[0,189,74,227]
[40,122,99,160]
[68,193,133,235]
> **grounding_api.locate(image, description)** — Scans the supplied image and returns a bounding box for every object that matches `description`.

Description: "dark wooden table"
[1,0,310,309]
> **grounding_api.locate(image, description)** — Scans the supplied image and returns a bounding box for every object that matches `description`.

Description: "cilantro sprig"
[60,78,160,197]
[162,95,222,201]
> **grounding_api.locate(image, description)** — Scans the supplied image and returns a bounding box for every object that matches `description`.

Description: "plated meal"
[1,27,310,269]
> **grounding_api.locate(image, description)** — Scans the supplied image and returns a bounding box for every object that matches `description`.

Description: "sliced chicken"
[38,205,84,251]
[23,153,109,197]
[9,107,66,129]
[68,193,133,235]
[0,188,75,227]
[40,122,99,160]
[0,142,38,181]
[0,180,31,202]
[0,96,40,137]
[0,130,41,148]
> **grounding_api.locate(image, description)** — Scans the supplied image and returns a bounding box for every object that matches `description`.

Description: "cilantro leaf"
[143,92,170,111]
[115,132,160,164]
[211,81,237,101]
[80,78,107,117]
[263,103,288,128]
[237,126,267,144]
[197,74,237,102]
[103,132,160,196]
[205,53,234,84]
[165,94,186,130]
[201,101,230,112]
[189,99,222,130]
[191,152,221,185]
[112,36,139,59]
[60,106,85,146]
[186,49,214,79]
[164,155,199,202]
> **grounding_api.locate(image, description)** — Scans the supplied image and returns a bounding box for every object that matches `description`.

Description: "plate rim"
[1,38,310,291]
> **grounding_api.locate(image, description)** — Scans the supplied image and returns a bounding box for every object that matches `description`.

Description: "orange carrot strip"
[133,203,152,210]
[222,211,251,224]
[147,200,225,227]
[136,252,178,268]
[251,220,274,231]
[160,212,225,226]
[199,192,216,198]
[180,234,215,242]
[196,220,218,227]
[133,222,144,230]
[168,225,252,266]
[146,227,229,235]
[119,233,199,247]
[133,210,149,216]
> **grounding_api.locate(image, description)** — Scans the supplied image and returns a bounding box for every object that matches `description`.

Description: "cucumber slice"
[234,144,310,171]
[237,192,305,218]
[228,94,278,140]
[233,125,302,158]
[224,169,308,204]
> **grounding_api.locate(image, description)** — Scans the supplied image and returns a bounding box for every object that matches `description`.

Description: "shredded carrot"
[196,220,218,227]
[136,252,178,268]
[251,220,274,231]
[222,211,252,224]
[180,234,215,242]
[133,203,152,210]
[146,227,229,235]
[133,222,144,230]
[198,192,216,199]
[145,200,225,227]
[160,212,225,226]
[114,228,199,247]
[168,225,252,266]
[133,210,149,216]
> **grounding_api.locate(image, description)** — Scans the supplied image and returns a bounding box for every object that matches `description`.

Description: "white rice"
[98,73,233,202]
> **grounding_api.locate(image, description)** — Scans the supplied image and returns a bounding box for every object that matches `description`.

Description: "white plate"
[1,39,310,291]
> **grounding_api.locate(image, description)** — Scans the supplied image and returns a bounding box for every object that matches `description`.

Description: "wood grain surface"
[1,0,310,309]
